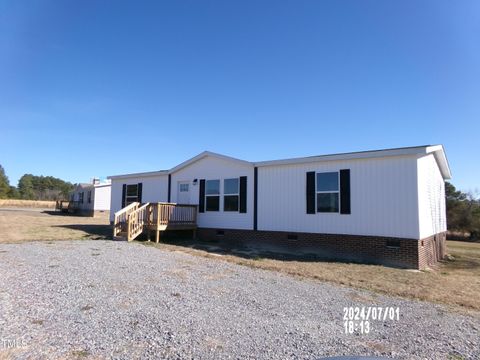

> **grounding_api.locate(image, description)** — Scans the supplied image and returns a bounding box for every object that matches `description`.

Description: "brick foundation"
[197,228,447,269]
[418,232,447,269]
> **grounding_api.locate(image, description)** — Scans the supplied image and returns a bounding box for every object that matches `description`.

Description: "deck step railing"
[113,202,139,238]
[113,202,197,242]
[127,202,150,241]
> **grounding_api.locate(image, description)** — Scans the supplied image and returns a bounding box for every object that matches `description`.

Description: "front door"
[177,181,190,204]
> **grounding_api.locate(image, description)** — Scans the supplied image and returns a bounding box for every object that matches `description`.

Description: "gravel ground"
[0,240,478,360]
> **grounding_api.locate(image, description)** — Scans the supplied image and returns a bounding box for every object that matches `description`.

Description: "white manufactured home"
[69,179,111,217]
[108,145,451,269]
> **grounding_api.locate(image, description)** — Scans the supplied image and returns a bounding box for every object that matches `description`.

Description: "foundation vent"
[386,239,401,249]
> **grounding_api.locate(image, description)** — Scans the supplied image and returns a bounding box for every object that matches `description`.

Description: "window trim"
[316,171,340,213]
[223,178,239,212]
[87,190,92,204]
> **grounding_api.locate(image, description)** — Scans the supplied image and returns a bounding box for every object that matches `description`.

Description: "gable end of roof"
[168,151,252,174]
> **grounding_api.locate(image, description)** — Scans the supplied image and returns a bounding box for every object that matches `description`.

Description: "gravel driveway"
[0,240,478,359]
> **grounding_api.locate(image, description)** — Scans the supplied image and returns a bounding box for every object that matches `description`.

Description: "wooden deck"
[55,200,80,214]
[113,202,197,242]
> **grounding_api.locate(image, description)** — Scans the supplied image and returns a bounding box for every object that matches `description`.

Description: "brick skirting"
[196,228,447,269]
[418,232,447,269]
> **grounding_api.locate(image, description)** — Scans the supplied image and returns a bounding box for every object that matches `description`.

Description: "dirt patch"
[71,349,90,358]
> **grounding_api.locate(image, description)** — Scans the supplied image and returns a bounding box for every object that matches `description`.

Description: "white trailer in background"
[69,179,111,217]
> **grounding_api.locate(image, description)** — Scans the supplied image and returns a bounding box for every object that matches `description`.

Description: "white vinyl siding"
[71,183,111,212]
[257,155,420,239]
[109,175,168,222]
[93,185,111,211]
[171,156,254,230]
[417,154,447,239]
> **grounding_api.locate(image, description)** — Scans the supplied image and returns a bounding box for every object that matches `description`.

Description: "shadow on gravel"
[53,224,112,239]
[42,210,78,216]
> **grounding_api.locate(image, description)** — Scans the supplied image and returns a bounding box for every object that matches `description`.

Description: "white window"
[126,184,139,206]
[205,180,220,211]
[223,178,239,212]
[179,183,189,192]
[316,172,339,213]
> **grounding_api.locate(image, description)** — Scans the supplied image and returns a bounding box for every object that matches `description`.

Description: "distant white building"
[108,145,451,269]
[70,178,111,217]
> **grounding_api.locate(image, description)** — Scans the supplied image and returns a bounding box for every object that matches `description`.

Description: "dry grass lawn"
[0,199,56,208]
[0,208,111,242]
[145,239,480,313]
[1,208,479,313]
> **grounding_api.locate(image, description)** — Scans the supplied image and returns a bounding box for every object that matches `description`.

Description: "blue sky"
[0,1,479,192]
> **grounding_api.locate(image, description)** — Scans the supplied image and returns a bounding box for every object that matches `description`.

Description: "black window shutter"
[340,169,351,214]
[239,176,247,213]
[122,184,126,208]
[167,174,171,202]
[137,183,143,204]
[306,171,315,214]
[199,179,205,213]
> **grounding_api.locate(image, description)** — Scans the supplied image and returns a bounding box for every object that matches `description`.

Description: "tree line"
[446,182,480,239]
[0,165,74,201]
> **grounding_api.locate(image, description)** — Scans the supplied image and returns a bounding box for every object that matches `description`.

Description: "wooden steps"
[113,202,198,242]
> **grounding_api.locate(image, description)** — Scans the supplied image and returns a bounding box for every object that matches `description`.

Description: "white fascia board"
[108,151,251,181]
[169,151,252,174]
[93,183,112,189]
[426,145,452,180]
[108,170,168,180]
[253,146,431,167]
[106,145,451,181]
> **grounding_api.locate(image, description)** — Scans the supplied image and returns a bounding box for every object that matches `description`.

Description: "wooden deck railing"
[113,202,139,237]
[114,202,197,242]
[127,203,150,241]
[151,202,198,227]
